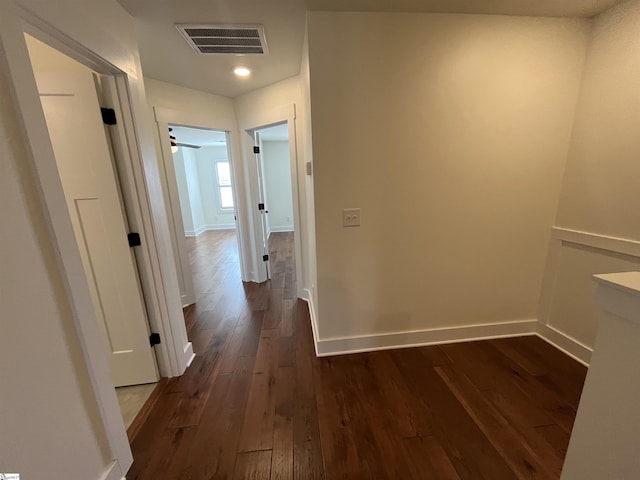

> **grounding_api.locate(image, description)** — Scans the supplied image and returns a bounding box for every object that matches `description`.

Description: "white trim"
[302,288,320,356]
[185,224,236,236]
[153,107,251,283]
[315,319,537,357]
[551,227,640,257]
[595,273,640,322]
[155,106,236,133]
[99,461,125,480]
[182,342,196,368]
[185,225,207,237]
[536,323,592,366]
[205,224,236,231]
[538,226,640,364]
[269,225,294,233]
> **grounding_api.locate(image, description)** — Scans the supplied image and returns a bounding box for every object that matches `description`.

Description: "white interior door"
[36,69,158,387]
[253,131,271,279]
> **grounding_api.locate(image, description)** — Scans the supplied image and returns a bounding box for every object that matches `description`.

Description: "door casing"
[240,105,304,294]
[153,106,249,288]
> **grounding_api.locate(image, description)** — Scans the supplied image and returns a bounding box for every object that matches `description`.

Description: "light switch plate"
[343,208,361,227]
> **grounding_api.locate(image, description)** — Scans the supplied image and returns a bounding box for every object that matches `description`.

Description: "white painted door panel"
[37,70,158,387]
[254,130,271,279]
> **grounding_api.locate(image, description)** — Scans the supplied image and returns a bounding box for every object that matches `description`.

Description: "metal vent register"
[176,24,268,55]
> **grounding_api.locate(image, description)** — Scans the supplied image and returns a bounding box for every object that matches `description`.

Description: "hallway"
[127,230,586,479]
[127,230,324,479]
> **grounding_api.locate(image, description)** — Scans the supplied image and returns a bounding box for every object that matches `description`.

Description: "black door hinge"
[149,332,161,347]
[263,254,269,261]
[128,232,141,247]
[258,203,265,211]
[253,146,260,154]
[101,107,117,125]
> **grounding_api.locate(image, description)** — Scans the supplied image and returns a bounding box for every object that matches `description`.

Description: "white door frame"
[0,7,187,477]
[153,106,251,285]
[240,104,304,295]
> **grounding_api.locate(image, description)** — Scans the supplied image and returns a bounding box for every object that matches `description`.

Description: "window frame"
[213,158,235,213]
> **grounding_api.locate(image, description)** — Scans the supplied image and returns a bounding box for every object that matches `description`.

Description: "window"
[214,160,234,211]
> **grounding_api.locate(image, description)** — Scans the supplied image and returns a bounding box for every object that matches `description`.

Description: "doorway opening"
[162,124,242,307]
[250,122,296,282]
[23,33,158,430]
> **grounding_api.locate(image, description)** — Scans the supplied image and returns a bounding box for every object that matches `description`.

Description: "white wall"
[262,140,294,234]
[172,148,195,233]
[182,147,205,235]
[145,77,237,120]
[307,12,590,348]
[173,145,236,236]
[195,146,236,230]
[539,0,640,362]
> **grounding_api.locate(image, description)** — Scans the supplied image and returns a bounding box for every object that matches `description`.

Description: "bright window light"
[215,160,234,210]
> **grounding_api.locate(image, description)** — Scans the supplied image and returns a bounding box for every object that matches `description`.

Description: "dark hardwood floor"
[127,230,587,480]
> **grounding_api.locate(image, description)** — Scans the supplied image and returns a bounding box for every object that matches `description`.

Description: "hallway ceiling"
[118,0,622,99]
[117,0,306,98]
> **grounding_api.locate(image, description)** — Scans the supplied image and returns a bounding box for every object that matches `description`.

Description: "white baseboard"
[100,461,124,480]
[315,319,538,357]
[296,292,590,364]
[204,224,236,231]
[270,226,294,233]
[180,341,195,374]
[552,226,640,257]
[302,288,320,356]
[184,225,236,237]
[536,323,592,366]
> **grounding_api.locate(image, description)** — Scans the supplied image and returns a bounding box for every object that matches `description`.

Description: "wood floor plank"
[392,348,517,480]
[271,366,294,480]
[233,450,273,480]
[182,355,256,479]
[238,328,280,452]
[314,357,363,479]
[436,364,561,479]
[372,350,434,439]
[403,436,462,480]
[342,354,418,480]
[293,299,325,480]
[440,342,565,429]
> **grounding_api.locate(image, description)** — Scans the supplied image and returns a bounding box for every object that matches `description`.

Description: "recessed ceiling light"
[233,66,251,77]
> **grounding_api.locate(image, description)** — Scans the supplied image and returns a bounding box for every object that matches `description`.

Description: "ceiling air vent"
[176,24,268,55]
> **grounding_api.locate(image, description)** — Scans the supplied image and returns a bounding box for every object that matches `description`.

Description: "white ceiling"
[118,0,622,99]
[170,125,227,147]
[118,0,306,98]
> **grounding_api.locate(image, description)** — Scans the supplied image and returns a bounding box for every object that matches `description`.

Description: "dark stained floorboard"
[127,230,587,479]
